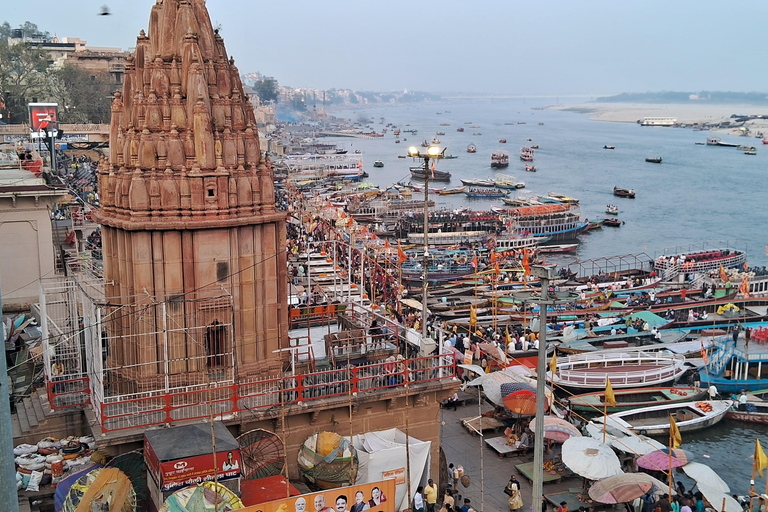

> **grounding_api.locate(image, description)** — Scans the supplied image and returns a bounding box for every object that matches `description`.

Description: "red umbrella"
[529,416,582,443]
[636,448,694,471]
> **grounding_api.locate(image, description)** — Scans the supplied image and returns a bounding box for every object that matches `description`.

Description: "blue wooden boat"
[464,188,508,199]
[699,332,768,394]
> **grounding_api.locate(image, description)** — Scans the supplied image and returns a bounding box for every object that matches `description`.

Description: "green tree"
[252,78,278,103]
[0,21,52,123]
[49,66,116,123]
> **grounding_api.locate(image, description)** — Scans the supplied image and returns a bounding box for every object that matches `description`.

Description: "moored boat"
[725,391,768,423]
[460,178,496,187]
[464,188,508,199]
[435,186,466,195]
[410,167,451,181]
[520,146,534,161]
[549,350,688,391]
[597,215,622,227]
[594,400,732,436]
[569,387,707,413]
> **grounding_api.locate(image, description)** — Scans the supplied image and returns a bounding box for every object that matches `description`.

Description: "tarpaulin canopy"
[529,416,582,443]
[682,462,730,493]
[562,437,623,480]
[637,449,694,472]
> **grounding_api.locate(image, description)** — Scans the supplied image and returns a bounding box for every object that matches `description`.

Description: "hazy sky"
[6,1,768,95]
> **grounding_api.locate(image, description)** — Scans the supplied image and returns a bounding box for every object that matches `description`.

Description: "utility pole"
[0,275,21,512]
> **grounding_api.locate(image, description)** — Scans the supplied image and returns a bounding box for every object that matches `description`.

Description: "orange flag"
[397,241,407,265]
[384,238,391,249]
[522,249,531,276]
[471,256,478,269]
[739,275,751,297]
[719,264,727,282]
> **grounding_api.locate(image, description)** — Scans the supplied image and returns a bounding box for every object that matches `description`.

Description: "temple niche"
[95,0,288,392]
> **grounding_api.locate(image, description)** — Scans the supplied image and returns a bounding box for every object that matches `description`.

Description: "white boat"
[548,350,688,391]
[594,400,732,436]
[639,117,677,127]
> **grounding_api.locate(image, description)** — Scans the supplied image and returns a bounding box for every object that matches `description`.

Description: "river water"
[314,97,768,492]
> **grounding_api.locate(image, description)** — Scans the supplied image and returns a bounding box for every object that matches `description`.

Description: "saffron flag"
[506,326,512,344]
[669,415,682,449]
[604,378,616,408]
[469,306,477,328]
[719,264,728,282]
[549,352,557,375]
[397,241,407,265]
[739,275,751,298]
[471,256,478,269]
[699,342,708,364]
[756,439,768,478]
[522,249,531,276]
[384,238,391,249]
[744,261,749,271]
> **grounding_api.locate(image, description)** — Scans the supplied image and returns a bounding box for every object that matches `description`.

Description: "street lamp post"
[512,267,578,512]
[407,145,445,345]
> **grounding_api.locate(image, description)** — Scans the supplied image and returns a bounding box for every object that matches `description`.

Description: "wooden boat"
[605,204,619,215]
[597,215,622,227]
[410,167,451,181]
[613,186,635,198]
[460,178,496,187]
[464,188,507,199]
[530,144,539,149]
[538,243,578,253]
[654,248,747,278]
[457,127,465,132]
[745,150,757,155]
[491,150,510,168]
[373,160,384,167]
[645,157,662,163]
[595,400,732,436]
[569,387,707,413]
[467,143,477,153]
[725,391,768,423]
[604,145,615,150]
[495,174,525,190]
[435,186,466,195]
[558,329,689,354]
[737,145,756,152]
[499,139,507,143]
[549,350,688,391]
[547,192,579,204]
[520,147,534,161]
[524,165,537,172]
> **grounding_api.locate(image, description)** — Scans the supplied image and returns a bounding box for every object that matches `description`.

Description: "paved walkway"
[439,397,584,512]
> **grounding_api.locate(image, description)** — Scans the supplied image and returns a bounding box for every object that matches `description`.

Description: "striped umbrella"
[529,416,582,443]
[589,473,669,504]
[500,382,539,415]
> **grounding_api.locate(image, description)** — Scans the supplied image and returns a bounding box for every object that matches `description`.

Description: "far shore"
[548,102,768,137]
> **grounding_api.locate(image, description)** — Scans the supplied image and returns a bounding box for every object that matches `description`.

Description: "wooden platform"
[515,461,574,484]
[461,416,505,435]
[484,436,525,458]
[441,390,477,408]
[544,488,595,511]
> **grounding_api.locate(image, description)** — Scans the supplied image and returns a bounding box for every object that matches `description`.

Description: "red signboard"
[144,436,241,492]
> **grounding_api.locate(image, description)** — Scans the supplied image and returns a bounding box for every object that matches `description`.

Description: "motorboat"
[434,186,466,195]
[490,150,510,168]
[467,143,477,153]
[460,178,496,187]
[645,157,662,164]
[613,186,635,198]
[604,145,615,150]
[605,204,619,215]
[373,160,384,168]
[520,146,534,162]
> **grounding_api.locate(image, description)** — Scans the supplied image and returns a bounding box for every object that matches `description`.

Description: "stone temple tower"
[96,0,287,392]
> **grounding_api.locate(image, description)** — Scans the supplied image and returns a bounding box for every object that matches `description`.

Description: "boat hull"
[569,387,707,413]
[600,400,731,436]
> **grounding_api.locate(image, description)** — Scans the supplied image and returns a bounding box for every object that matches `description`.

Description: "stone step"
[22,398,39,429]
[16,405,30,434]
[31,393,47,423]
[11,414,21,438]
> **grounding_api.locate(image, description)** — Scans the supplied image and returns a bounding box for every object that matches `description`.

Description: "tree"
[252,78,278,104]
[49,66,116,124]
[0,21,52,123]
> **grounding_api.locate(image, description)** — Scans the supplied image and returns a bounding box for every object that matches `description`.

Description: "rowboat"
[410,167,451,181]
[594,400,732,436]
[645,157,662,164]
[557,329,689,354]
[549,350,687,391]
[596,215,622,227]
[538,243,578,253]
[435,186,466,195]
[464,188,508,199]
[460,178,495,187]
[569,387,707,413]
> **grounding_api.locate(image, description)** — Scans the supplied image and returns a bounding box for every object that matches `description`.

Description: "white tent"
[351,428,431,511]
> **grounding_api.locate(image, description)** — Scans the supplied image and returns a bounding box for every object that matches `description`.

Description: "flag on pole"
[719,264,728,282]
[699,341,708,364]
[744,261,749,271]
[549,352,557,375]
[756,439,768,477]
[384,238,391,249]
[506,326,512,344]
[604,378,616,407]
[397,241,407,265]
[522,249,531,277]
[471,256,478,269]
[469,306,477,328]
[669,415,682,448]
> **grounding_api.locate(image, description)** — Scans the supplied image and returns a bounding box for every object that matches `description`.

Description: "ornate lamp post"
[407,145,445,344]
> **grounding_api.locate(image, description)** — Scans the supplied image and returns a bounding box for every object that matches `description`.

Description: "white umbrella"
[562,437,623,480]
[585,421,664,455]
[697,484,741,512]
[682,462,730,493]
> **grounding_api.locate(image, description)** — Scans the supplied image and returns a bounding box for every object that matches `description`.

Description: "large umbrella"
[589,473,674,504]
[682,462,729,493]
[500,381,539,415]
[637,448,694,472]
[529,416,582,443]
[463,365,554,408]
[697,484,742,512]
[588,473,655,504]
[562,437,623,480]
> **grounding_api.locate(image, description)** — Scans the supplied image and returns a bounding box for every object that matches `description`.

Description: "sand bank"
[550,102,768,137]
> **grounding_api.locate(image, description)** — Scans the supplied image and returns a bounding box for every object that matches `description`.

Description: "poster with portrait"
[242,479,396,512]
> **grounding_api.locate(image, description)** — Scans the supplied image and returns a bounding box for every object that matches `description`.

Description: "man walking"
[424,479,438,512]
